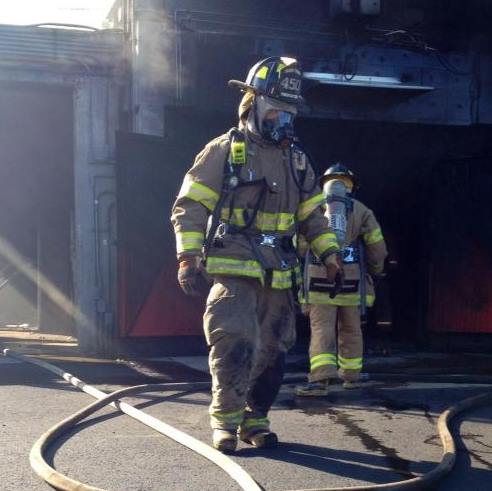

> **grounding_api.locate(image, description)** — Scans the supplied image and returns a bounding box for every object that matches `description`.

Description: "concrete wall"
[73,76,121,352]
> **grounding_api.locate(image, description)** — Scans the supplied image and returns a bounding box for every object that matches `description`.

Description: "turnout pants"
[203,276,296,431]
[307,304,362,383]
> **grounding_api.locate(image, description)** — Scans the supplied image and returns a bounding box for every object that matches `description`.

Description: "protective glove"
[330,269,345,299]
[322,253,342,283]
[323,253,345,299]
[177,256,207,297]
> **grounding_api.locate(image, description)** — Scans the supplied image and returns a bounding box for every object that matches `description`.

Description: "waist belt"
[214,224,296,275]
[216,224,294,249]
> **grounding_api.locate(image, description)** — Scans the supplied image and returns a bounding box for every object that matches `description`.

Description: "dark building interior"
[0,83,74,335]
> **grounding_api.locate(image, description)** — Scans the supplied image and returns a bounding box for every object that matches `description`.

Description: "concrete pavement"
[1,330,492,490]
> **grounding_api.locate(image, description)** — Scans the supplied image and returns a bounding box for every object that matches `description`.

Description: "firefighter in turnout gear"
[296,164,387,396]
[171,57,341,452]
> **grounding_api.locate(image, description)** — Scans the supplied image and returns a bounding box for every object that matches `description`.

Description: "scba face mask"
[253,95,297,146]
[262,110,295,146]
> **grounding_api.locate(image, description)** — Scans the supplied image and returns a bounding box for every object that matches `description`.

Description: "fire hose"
[4,348,492,491]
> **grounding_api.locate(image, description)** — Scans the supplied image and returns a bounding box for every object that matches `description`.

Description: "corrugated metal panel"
[0,25,125,71]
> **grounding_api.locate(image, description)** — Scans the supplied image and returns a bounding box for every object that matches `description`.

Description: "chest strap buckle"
[259,234,277,247]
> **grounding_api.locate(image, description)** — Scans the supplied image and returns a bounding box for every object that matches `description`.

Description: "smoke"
[133,9,177,96]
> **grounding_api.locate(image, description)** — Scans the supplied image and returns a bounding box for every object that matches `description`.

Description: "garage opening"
[116,104,492,353]
[296,117,492,346]
[0,83,75,336]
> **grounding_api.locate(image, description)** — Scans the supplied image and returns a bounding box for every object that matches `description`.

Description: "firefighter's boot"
[294,380,331,397]
[342,380,362,389]
[212,429,238,453]
[239,428,278,448]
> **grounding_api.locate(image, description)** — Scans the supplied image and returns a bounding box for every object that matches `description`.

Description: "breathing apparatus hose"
[4,348,492,491]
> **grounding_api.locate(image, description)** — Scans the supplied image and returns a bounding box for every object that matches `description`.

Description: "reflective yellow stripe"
[178,178,219,211]
[241,417,270,429]
[271,266,300,289]
[338,356,363,370]
[271,271,293,289]
[220,208,295,232]
[363,227,384,245]
[206,257,299,289]
[206,257,264,281]
[310,232,339,257]
[338,357,363,366]
[221,208,246,226]
[310,353,337,371]
[256,211,295,231]
[297,193,325,221]
[311,353,337,364]
[176,231,204,254]
[210,408,244,424]
[306,292,375,307]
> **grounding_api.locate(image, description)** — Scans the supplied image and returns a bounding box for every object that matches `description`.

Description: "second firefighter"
[296,163,388,396]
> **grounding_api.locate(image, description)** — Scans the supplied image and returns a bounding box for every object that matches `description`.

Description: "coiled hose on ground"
[4,348,492,491]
